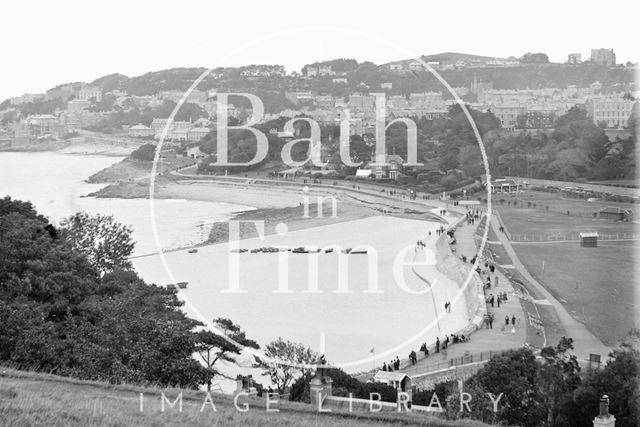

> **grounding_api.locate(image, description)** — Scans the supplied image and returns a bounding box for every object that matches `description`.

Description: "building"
[128,124,154,138]
[381,82,393,90]
[567,53,582,65]
[10,93,45,105]
[186,127,210,142]
[579,232,598,248]
[314,95,335,109]
[408,61,424,72]
[487,178,520,193]
[77,86,102,102]
[598,206,633,221]
[367,154,405,179]
[24,114,66,137]
[318,65,334,76]
[587,96,636,128]
[590,49,616,66]
[490,104,525,130]
[388,63,404,72]
[186,144,206,159]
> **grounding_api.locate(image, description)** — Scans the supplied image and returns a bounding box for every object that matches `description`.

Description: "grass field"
[0,368,488,427]
[496,191,639,347]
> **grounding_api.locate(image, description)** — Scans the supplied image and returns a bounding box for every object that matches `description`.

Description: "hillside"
[419,52,510,63]
[0,368,489,427]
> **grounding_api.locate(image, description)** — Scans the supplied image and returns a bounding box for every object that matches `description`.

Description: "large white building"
[587,96,636,128]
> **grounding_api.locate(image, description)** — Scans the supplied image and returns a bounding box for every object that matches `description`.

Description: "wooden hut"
[579,232,598,248]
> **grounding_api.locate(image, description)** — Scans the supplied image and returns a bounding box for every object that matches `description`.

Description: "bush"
[130,144,157,161]
[289,368,397,403]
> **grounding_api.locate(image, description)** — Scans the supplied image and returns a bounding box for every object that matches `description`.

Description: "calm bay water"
[0,151,251,255]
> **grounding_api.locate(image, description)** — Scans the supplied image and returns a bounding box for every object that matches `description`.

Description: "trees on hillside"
[0,197,210,388]
[196,318,259,390]
[261,338,319,394]
[130,143,157,161]
[445,335,640,426]
[61,212,135,275]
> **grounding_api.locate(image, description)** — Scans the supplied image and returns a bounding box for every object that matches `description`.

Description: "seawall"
[434,215,486,336]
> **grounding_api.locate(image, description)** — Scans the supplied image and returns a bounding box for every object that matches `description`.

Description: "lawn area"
[511,240,638,347]
[496,190,639,347]
[0,368,489,427]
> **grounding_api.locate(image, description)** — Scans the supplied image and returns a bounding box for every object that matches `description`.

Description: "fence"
[405,348,513,379]
[510,232,640,243]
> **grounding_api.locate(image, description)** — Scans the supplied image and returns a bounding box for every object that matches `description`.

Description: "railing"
[404,348,514,379]
[510,232,640,243]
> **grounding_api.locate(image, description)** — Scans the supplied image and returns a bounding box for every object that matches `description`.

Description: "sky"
[1,0,637,101]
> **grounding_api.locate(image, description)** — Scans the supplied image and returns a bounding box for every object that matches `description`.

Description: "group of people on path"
[382,356,401,372]
[465,209,480,225]
[488,292,508,308]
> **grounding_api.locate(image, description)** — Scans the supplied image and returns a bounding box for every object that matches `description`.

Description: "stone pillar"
[593,395,615,427]
[309,376,332,408]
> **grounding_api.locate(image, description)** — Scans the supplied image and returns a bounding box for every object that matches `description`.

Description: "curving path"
[490,213,612,362]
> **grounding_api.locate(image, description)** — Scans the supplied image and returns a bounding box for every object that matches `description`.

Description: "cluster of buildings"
[566,49,617,66]
[128,118,211,142]
[468,75,636,130]
[1,49,635,149]
[386,57,521,73]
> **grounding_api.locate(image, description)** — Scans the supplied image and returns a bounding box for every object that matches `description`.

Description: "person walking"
[488,313,494,329]
[382,362,387,371]
[505,315,509,326]
[511,315,516,326]
[436,337,440,353]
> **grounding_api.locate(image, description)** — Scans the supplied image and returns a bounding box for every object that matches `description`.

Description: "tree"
[289,367,396,403]
[538,337,581,426]
[570,331,640,427]
[195,318,259,391]
[262,338,319,394]
[130,143,157,161]
[470,348,545,426]
[0,198,212,389]
[61,212,135,275]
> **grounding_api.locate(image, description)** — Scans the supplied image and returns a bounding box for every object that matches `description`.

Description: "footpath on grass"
[489,212,612,363]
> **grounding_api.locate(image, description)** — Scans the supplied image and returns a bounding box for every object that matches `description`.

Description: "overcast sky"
[1,0,637,101]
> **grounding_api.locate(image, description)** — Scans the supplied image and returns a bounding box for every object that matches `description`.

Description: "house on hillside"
[128,124,154,138]
[367,154,405,179]
[186,144,205,159]
[487,178,520,193]
[598,206,633,221]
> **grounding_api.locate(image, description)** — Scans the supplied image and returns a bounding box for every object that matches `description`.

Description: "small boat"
[188,249,198,254]
[173,282,188,289]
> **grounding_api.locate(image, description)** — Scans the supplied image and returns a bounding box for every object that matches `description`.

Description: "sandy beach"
[133,215,469,372]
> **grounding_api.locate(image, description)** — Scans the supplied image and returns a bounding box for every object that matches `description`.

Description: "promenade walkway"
[397,216,526,377]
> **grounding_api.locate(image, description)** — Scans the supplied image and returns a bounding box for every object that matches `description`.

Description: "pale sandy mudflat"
[133,215,469,373]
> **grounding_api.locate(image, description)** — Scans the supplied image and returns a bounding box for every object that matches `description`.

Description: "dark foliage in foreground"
[0,196,211,388]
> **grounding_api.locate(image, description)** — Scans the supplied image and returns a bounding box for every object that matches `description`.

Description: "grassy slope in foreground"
[0,368,489,427]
